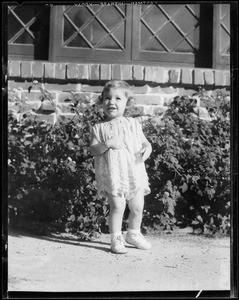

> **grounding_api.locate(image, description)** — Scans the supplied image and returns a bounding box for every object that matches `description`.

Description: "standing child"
[90,80,152,254]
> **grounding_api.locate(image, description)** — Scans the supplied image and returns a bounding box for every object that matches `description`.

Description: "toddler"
[90,80,152,254]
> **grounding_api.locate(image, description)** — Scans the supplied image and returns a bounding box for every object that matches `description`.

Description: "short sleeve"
[134,118,149,144]
[90,123,101,145]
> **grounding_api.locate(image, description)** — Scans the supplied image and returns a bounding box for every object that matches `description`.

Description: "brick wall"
[8,60,230,123]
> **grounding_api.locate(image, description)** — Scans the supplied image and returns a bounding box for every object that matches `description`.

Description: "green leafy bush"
[8,88,230,238]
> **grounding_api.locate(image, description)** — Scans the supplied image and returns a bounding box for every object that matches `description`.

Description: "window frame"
[131,4,199,65]
[49,5,133,63]
[212,4,230,69]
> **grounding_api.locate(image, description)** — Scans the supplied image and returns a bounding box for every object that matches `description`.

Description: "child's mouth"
[108,107,116,111]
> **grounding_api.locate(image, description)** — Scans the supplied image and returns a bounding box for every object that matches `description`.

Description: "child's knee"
[129,204,143,216]
[109,195,126,212]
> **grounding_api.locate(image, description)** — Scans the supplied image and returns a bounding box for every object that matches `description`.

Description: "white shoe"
[126,232,152,250]
[110,235,127,254]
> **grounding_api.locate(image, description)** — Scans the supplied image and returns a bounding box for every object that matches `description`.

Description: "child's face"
[102,88,128,119]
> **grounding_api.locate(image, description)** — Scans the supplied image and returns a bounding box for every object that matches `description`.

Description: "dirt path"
[7,231,230,292]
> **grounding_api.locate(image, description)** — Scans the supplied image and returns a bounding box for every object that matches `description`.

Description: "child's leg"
[108,194,126,234]
[108,194,127,254]
[128,188,144,231]
[126,189,151,250]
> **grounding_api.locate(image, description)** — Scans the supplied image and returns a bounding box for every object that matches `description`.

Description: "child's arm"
[90,135,126,157]
[140,141,152,161]
[89,125,107,156]
[90,136,110,157]
[135,119,152,161]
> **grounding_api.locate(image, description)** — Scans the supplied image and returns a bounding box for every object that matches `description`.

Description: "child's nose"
[109,98,116,103]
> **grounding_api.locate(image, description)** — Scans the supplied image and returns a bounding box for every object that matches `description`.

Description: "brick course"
[194,69,204,85]
[204,70,214,85]
[100,64,111,80]
[77,64,89,79]
[90,65,100,80]
[8,60,230,87]
[8,60,21,77]
[169,69,181,84]
[32,61,44,78]
[121,65,132,80]
[133,65,144,81]
[8,60,230,124]
[21,61,32,78]
[67,63,78,79]
[45,63,55,78]
[112,65,122,80]
[182,68,192,84]
[55,63,66,80]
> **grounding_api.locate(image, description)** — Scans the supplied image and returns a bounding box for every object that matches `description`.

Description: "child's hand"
[140,143,152,161]
[106,135,126,150]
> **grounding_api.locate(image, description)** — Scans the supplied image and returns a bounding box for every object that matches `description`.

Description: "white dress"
[91,117,150,201]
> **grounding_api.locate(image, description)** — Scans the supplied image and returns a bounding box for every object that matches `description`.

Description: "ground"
[7,230,230,292]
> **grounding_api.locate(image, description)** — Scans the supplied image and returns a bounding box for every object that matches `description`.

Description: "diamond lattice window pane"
[159,4,183,18]
[144,37,166,51]
[174,39,193,52]
[98,36,119,49]
[187,4,200,16]
[157,22,182,51]
[13,6,36,24]
[221,4,230,18]
[8,11,22,41]
[173,7,198,34]
[8,5,39,45]
[220,28,230,54]
[140,22,153,48]
[222,14,230,31]
[64,17,75,42]
[68,34,90,48]
[112,22,125,47]
[140,4,151,14]
[142,6,168,33]
[98,6,123,30]
[14,31,35,45]
[63,4,127,50]
[187,27,199,50]
[65,7,92,31]
[91,4,102,13]
[139,4,200,54]
[117,4,126,16]
[64,5,72,11]
[220,4,230,55]
[82,19,107,47]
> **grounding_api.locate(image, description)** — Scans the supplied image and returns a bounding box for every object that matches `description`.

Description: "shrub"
[142,92,230,235]
[8,87,230,238]
[8,96,109,239]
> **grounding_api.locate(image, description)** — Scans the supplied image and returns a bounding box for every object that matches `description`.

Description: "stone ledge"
[8,60,230,87]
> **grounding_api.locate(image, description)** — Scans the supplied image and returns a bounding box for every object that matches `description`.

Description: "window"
[132,4,202,65]
[8,4,50,60]
[7,3,230,69]
[49,4,132,62]
[212,4,230,69]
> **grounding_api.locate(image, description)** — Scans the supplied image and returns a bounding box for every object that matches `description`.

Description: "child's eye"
[116,97,121,100]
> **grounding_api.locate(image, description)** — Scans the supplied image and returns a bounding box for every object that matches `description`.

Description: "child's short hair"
[96,80,135,107]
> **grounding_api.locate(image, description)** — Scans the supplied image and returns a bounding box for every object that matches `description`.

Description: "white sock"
[110,232,122,240]
[127,228,140,235]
